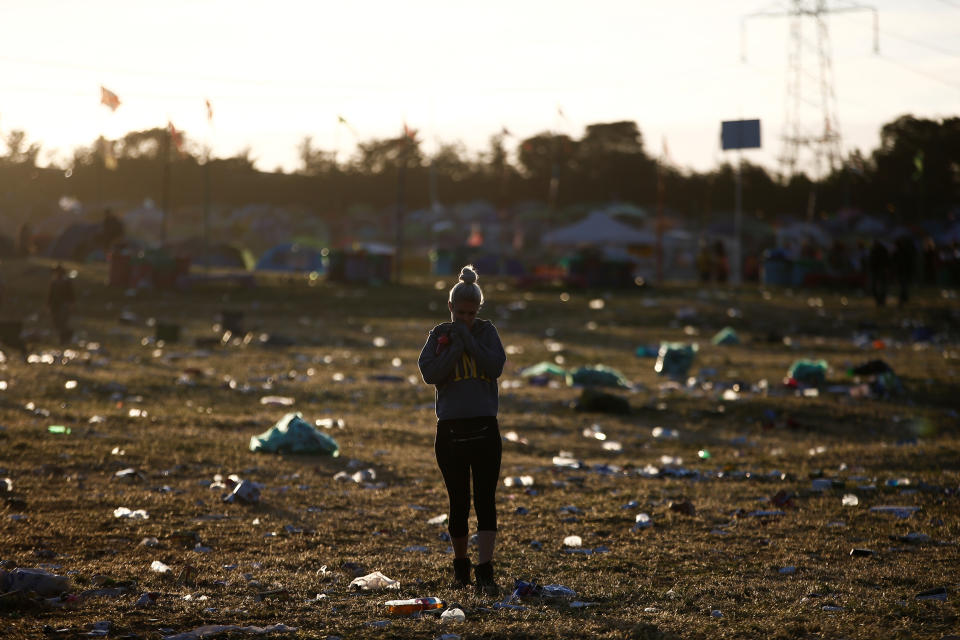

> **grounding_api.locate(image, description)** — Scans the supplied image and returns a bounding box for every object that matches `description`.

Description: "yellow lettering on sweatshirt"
[453,352,490,382]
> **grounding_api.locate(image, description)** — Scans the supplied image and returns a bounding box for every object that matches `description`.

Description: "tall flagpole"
[161,127,170,247]
[203,99,213,273]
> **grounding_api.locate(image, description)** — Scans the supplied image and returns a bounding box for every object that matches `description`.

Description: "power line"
[880,29,960,60]
[878,53,960,91]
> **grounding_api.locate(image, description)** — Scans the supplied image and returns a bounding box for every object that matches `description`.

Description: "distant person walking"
[418,265,506,596]
[713,240,729,283]
[892,235,917,306]
[47,264,75,345]
[868,240,890,307]
[696,240,712,283]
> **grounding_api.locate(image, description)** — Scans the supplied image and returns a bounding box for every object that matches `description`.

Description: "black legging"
[435,416,502,538]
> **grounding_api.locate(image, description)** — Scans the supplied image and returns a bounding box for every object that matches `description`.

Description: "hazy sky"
[1,0,958,176]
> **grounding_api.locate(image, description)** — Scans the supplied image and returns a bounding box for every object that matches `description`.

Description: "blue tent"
[255,242,326,273]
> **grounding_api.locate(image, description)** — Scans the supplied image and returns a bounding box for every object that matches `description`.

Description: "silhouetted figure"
[18,222,33,257]
[892,235,917,306]
[713,240,728,283]
[696,240,712,283]
[101,208,125,254]
[868,240,890,307]
[47,264,75,345]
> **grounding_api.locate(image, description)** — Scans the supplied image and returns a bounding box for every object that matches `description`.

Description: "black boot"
[452,558,472,589]
[474,561,500,597]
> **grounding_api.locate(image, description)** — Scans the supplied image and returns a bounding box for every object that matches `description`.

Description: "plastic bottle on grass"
[383,597,444,615]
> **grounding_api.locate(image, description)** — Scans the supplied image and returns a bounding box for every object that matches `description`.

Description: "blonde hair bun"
[459,265,478,285]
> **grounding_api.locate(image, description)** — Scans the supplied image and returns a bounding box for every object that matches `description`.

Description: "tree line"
[1,115,957,234]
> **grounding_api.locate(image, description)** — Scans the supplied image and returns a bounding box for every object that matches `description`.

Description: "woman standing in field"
[418,265,506,596]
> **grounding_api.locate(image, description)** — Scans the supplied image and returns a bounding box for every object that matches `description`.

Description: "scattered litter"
[503,476,534,488]
[114,507,149,520]
[428,513,448,525]
[633,513,653,530]
[223,480,262,505]
[440,607,466,622]
[161,624,298,639]
[567,365,631,389]
[915,587,947,601]
[849,548,876,557]
[150,560,172,574]
[842,494,859,507]
[349,571,399,591]
[0,568,70,596]
[651,426,679,439]
[250,412,340,456]
[711,327,739,346]
[259,396,295,407]
[655,342,698,378]
[710,610,723,618]
[787,359,828,386]
[894,532,931,544]
[135,592,159,608]
[334,468,376,484]
[869,505,919,519]
[779,566,796,575]
[563,535,582,548]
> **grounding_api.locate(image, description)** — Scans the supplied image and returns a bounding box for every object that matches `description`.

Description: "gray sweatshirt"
[418,318,506,420]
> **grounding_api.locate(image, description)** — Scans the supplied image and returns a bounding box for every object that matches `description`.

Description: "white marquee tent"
[542,211,655,247]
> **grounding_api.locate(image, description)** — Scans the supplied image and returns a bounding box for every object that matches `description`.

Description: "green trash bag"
[566,365,631,389]
[711,327,740,346]
[519,361,567,378]
[250,412,340,456]
[655,342,698,378]
[787,359,828,386]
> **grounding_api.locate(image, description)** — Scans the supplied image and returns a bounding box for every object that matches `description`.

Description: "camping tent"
[171,237,253,270]
[255,242,325,273]
[542,211,655,247]
[45,223,103,261]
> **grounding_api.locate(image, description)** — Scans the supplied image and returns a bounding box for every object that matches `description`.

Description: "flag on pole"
[402,121,418,141]
[205,99,213,123]
[100,86,121,111]
[168,121,184,154]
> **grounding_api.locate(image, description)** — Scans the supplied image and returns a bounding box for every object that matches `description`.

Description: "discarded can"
[383,596,444,615]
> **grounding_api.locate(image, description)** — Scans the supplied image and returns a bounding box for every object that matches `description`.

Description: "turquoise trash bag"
[787,359,828,386]
[655,342,698,378]
[711,327,740,346]
[566,365,632,389]
[250,412,340,456]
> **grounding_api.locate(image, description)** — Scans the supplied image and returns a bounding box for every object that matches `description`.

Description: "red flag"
[167,121,184,153]
[205,99,213,123]
[402,122,417,141]
[100,86,121,111]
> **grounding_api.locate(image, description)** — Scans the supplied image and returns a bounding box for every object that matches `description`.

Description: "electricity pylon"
[742,1,878,179]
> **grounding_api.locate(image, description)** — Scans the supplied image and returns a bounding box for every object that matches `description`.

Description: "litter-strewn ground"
[1,259,958,639]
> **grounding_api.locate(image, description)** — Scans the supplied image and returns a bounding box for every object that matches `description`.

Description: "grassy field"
[1,258,958,639]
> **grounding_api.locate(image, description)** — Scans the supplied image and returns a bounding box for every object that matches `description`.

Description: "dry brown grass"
[1,258,958,639]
